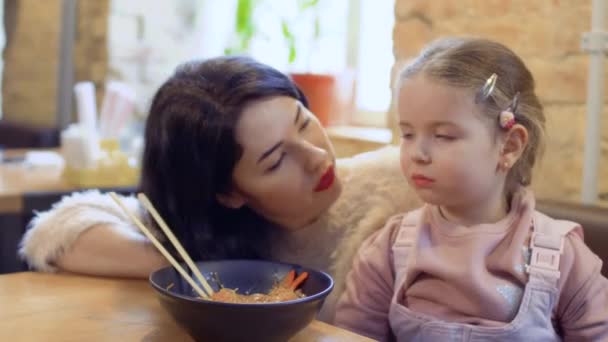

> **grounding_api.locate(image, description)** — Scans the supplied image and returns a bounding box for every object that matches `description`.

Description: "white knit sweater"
[19,145,420,322]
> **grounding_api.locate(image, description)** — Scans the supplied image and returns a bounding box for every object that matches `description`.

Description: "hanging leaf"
[236,0,254,34]
[281,20,294,41]
[225,0,258,54]
[298,0,320,11]
[281,19,297,64]
[288,45,297,64]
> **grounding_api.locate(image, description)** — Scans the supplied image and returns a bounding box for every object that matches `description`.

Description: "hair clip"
[499,110,515,130]
[475,73,498,103]
[499,92,520,130]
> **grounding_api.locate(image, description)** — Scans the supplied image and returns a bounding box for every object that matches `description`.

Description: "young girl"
[334,37,608,341]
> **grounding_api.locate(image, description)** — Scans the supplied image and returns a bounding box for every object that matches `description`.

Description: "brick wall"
[107,0,211,115]
[2,0,207,127]
[391,0,608,202]
[3,0,109,127]
[3,0,62,127]
[74,0,110,121]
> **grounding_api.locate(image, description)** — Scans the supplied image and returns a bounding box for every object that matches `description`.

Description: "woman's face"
[226,96,342,230]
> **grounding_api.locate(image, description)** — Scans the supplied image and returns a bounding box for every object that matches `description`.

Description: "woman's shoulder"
[48,190,139,210]
[336,145,401,177]
[335,145,418,209]
[27,189,145,227]
[330,146,420,230]
[327,145,420,251]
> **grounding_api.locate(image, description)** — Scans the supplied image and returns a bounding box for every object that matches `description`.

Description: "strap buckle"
[526,231,564,276]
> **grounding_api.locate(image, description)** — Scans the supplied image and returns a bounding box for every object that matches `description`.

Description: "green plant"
[224,0,259,55]
[281,0,321,64]
[224,0,322,67]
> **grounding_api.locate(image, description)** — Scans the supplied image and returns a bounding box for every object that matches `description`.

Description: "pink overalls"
[387,218,577,341]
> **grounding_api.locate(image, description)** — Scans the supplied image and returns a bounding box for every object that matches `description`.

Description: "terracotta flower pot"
[289,73,337,127]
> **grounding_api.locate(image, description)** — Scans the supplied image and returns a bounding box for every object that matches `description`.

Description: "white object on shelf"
[60,124,100,170]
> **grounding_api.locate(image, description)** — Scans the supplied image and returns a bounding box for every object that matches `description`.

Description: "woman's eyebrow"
[293,104,301,124]
[258,141,283,164]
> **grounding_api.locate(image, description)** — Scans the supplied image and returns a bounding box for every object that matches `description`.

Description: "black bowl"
[149,259,334,342]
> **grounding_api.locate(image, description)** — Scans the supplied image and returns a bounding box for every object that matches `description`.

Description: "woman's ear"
[216,191,247,209]
[501,123,529,167]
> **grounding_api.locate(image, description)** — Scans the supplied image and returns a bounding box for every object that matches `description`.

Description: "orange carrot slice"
[289,271,308,290]
[280,270,295,288]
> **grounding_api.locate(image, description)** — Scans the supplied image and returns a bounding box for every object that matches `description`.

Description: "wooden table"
[0,149,73,214]
[0,272,373,341]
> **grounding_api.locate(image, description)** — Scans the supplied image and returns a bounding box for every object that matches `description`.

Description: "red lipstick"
[411,174,435,188]
[314,166,335,192]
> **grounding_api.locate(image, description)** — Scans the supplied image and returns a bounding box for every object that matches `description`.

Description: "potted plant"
[225,0,353,126]
[281,0,334,126]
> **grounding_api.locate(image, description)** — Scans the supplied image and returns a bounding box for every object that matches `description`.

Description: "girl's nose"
[411,141,431,164]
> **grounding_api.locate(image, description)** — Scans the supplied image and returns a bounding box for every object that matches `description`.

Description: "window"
[197,0,395,128]
[105,0,395,130]
[351,0,395,126]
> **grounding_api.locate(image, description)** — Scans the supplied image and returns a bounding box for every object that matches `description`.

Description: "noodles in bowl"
[208,269,308,304]
[149,260,334,341]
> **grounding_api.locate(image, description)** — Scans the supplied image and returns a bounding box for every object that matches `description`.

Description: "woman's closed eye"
[266,152,286,173]
[299,117,311,132]
[264,115,309,173]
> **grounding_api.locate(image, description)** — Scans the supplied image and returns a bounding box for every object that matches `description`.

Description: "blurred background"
[0,0,606,203]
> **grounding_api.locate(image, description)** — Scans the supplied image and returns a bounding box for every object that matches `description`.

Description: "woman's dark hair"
[140,56,308,261]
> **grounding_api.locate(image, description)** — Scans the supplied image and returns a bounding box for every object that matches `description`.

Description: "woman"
[19,56,419,321]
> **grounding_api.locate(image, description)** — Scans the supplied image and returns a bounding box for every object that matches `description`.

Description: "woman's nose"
[293,140,329,173]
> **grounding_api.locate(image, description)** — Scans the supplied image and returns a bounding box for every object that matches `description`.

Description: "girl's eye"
[266,152,286,172]
[299,118,311,132]
[401,133,414,140]
[435,134,455,141]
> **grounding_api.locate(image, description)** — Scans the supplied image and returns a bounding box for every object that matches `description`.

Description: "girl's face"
[225,96,341,230]
[397,75,508,218]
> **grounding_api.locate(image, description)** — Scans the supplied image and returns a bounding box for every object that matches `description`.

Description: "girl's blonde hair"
[397,37,545,191]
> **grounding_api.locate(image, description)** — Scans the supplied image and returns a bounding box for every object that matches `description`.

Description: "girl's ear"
[501,123,529,167]
[216,191,247,209]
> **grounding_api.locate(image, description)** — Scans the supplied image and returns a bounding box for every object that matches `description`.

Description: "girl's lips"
[411,174,434,188]
[314,166,335,192]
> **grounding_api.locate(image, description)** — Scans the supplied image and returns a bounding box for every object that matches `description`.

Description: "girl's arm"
[334,217,401,342]
[557,233,608,340]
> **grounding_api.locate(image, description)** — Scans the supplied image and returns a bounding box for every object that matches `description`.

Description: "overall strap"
[526,214,581,283]
[391,211,422,286]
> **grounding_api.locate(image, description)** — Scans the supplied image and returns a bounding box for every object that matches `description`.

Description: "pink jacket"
[335,189,608,341]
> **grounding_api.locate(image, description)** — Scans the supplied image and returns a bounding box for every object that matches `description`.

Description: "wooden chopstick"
[137,193,215,296]
[108,192,210,299]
